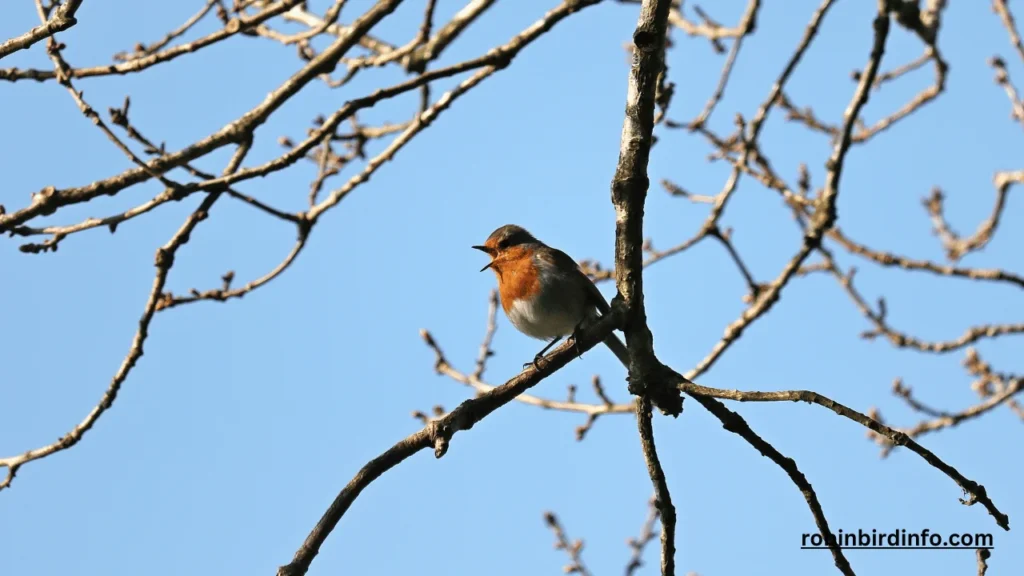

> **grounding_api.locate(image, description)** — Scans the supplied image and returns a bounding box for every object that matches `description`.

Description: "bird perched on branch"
[472,224,629,369]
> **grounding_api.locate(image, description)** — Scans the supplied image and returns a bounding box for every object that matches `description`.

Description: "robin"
[472,224,629,369]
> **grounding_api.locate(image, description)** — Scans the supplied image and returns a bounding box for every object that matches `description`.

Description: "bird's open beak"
[472,245,494,271]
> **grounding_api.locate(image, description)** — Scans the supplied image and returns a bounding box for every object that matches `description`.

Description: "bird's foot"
[570,323,586,358]
[523,354,545,371]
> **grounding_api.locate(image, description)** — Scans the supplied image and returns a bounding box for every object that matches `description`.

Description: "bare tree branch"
[4,1,1018,574]
[610,2,679,573]
[0,137,253,492]
[1,0,301,82]
[276,309,624,576]
[0,0,82,61]
[993,0,1024,65]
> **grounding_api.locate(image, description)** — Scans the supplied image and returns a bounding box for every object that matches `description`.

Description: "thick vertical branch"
[611,1,678,575]
[611,0,682,415]
[611,0,667,342]
[635,395,676,576]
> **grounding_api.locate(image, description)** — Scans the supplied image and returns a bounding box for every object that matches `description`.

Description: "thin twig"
[993,0,1024,65]
[543,512,593,576]
[473,290,499,381]
[1,0,302,82]
[625,497,661,576]
[112,0,221,60]
[688,0,760,128]
[0,138,253,491]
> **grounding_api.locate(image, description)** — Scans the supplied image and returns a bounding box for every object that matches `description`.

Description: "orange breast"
[494,249,541,314]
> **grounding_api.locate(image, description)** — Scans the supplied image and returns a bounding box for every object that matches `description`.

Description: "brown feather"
[537,247,611,314]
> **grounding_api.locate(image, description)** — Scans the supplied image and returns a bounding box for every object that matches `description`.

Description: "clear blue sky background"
[1,1,1021,575]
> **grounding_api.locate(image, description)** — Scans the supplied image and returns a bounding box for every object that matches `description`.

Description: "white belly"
[507,295,582,340]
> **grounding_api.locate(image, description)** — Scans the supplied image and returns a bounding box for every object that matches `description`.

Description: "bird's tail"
[581,308,631,367]
[602,332,630,368]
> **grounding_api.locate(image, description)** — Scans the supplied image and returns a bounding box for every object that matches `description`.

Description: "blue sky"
[1,1,1021,575]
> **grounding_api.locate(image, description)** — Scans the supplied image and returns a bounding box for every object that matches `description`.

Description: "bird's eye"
[496,238,510,249]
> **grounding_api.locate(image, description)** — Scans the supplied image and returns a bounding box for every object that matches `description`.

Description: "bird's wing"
[543,247,611,315]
